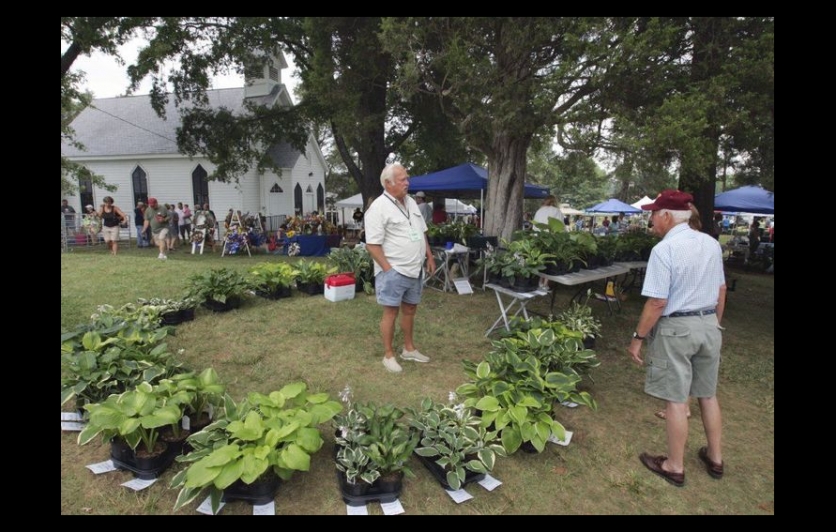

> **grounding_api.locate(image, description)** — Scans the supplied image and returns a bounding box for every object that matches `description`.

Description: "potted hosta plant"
[170,382,342,514]
[557,291,603,349]
[247,262,296,299]
[328,246,374,293]
[293,259,335,295]
[408,396,505,490]
[334,396,419,502]
[186,267,249,312]
[457,334,597,454]
[61,317,181,415]
[78,382,184,479]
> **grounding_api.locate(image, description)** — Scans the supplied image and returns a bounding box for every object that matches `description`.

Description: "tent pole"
[480,190,484,231]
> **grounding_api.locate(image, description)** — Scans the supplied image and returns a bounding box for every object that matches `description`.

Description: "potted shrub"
[293,259,336,295]
[186,268,249,311]
[170,382,342,514]
[408,396,505,490]
[78,382,184,479]
[247,262,296,299]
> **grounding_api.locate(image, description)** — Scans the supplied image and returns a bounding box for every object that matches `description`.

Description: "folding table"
[484,283,550,336]
[538,264,631,315]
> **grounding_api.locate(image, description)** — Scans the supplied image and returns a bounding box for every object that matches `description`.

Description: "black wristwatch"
[632,331,645,340]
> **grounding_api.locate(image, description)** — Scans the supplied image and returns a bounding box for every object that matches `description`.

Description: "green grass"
[61,245,774,515]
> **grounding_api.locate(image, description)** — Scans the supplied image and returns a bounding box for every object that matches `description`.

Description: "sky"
[66,38,299,101]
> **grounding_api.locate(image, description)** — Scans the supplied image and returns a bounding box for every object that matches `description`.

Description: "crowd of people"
[62,198,217,258]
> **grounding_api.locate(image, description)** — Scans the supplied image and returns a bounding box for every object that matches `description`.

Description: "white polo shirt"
[364,192,428,278]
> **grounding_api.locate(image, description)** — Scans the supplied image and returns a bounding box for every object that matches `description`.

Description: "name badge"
[408,228,421,242]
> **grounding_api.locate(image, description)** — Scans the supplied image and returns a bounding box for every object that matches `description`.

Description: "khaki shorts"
[153,228,169,245]
[644,314,723,403]
[102,225,120,242]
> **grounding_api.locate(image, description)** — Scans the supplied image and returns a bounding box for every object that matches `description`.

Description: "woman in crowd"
[99,196,129,256]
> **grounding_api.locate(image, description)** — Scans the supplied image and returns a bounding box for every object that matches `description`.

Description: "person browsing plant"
[627,190,727,488]
[142,198,170,260]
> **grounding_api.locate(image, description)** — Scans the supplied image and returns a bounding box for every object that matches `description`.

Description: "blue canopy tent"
[714,186,774,214]
[586,198,642,213]
[407,163,550,200]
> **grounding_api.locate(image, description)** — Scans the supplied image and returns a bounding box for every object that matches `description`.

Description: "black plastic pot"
[222,473,281,505]
[110,438,176,480]
[414,452,485,490]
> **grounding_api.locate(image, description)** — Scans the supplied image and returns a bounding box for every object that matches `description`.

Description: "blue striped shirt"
[641,223,726,315]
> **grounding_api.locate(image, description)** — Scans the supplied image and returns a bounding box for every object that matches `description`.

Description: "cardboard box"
[324,273,356,302]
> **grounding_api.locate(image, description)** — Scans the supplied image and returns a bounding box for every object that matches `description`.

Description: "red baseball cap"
[147,197,158,207]
[641,189,693,211]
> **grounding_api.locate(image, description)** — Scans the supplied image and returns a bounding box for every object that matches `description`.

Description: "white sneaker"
[382,356,403,373]
[158,253,167,260]
[401,349,430,363]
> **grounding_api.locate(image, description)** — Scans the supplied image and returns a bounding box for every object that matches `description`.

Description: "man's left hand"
[627,340,643,365]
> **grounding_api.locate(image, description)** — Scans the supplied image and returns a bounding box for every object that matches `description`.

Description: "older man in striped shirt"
[627,190,727,488]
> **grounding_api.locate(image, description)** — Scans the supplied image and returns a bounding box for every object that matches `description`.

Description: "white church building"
[61,51,326,224]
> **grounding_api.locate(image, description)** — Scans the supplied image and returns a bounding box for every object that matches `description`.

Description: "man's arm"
[424,235,436,275]
[716,284,727,325]
[365,244,391,273]
[627,297,667,365]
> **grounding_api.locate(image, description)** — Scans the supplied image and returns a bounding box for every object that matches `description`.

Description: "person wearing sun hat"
[414,191,432,224]
[626,189,727,487]
[142,197,170,260]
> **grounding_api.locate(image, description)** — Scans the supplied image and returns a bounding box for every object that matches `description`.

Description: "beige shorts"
[644,314,722,403]
[153,228,169,244]
[102,225,120,242]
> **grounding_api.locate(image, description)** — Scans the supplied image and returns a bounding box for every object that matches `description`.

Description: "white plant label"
[477,474,502,491]
[346,504,368,515]
[548,430,574,446]
[252,502,275,515]
[445,488,473,503]
[121,477,157,491]
[86,460,117,474]
[197,496,225,515]
[380,499,405,515]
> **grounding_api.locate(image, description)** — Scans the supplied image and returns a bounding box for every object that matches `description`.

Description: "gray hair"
[660,209,691,224]
[380,163,404,187]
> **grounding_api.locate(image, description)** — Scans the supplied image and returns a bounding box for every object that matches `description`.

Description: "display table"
[539,264,631,315]
[284,235,342,257]
[613,261,648,293]
[484,283,550,336]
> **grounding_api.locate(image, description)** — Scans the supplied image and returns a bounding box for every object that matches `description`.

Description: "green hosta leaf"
[172,485,203,512]
[500,426,522,454]
[214,459,247,489]
[508,405,528,424]
[238,453,270,485]
[477,448,496,470]
[184,459,224,489]
[140,405,182,429]
[468,459,487,474]
[414,447,438,457]
[278,442,312,472]
[475,361,491,379]
[294,427,324,453]
[227,411,264,441]
[474,396,500,412]
[278,381,306,400]
[446,470,462,491]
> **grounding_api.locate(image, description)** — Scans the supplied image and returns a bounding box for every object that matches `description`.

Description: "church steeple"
[244,48,288,99]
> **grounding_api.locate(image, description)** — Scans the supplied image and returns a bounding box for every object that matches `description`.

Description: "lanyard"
[384,193,411,225]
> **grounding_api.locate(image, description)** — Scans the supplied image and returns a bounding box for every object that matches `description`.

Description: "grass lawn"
[61,244,774,515]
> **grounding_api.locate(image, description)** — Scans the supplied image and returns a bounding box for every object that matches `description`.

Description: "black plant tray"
[110,439,177,480]
[335,470,401,506]
[414,452,485,490]
[222,475,281,505]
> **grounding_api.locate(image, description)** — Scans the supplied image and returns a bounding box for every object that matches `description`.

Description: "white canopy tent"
[631,196,654,209]
[334,193,477,225]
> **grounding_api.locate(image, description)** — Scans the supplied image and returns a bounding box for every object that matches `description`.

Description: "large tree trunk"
[484,134,532,241]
